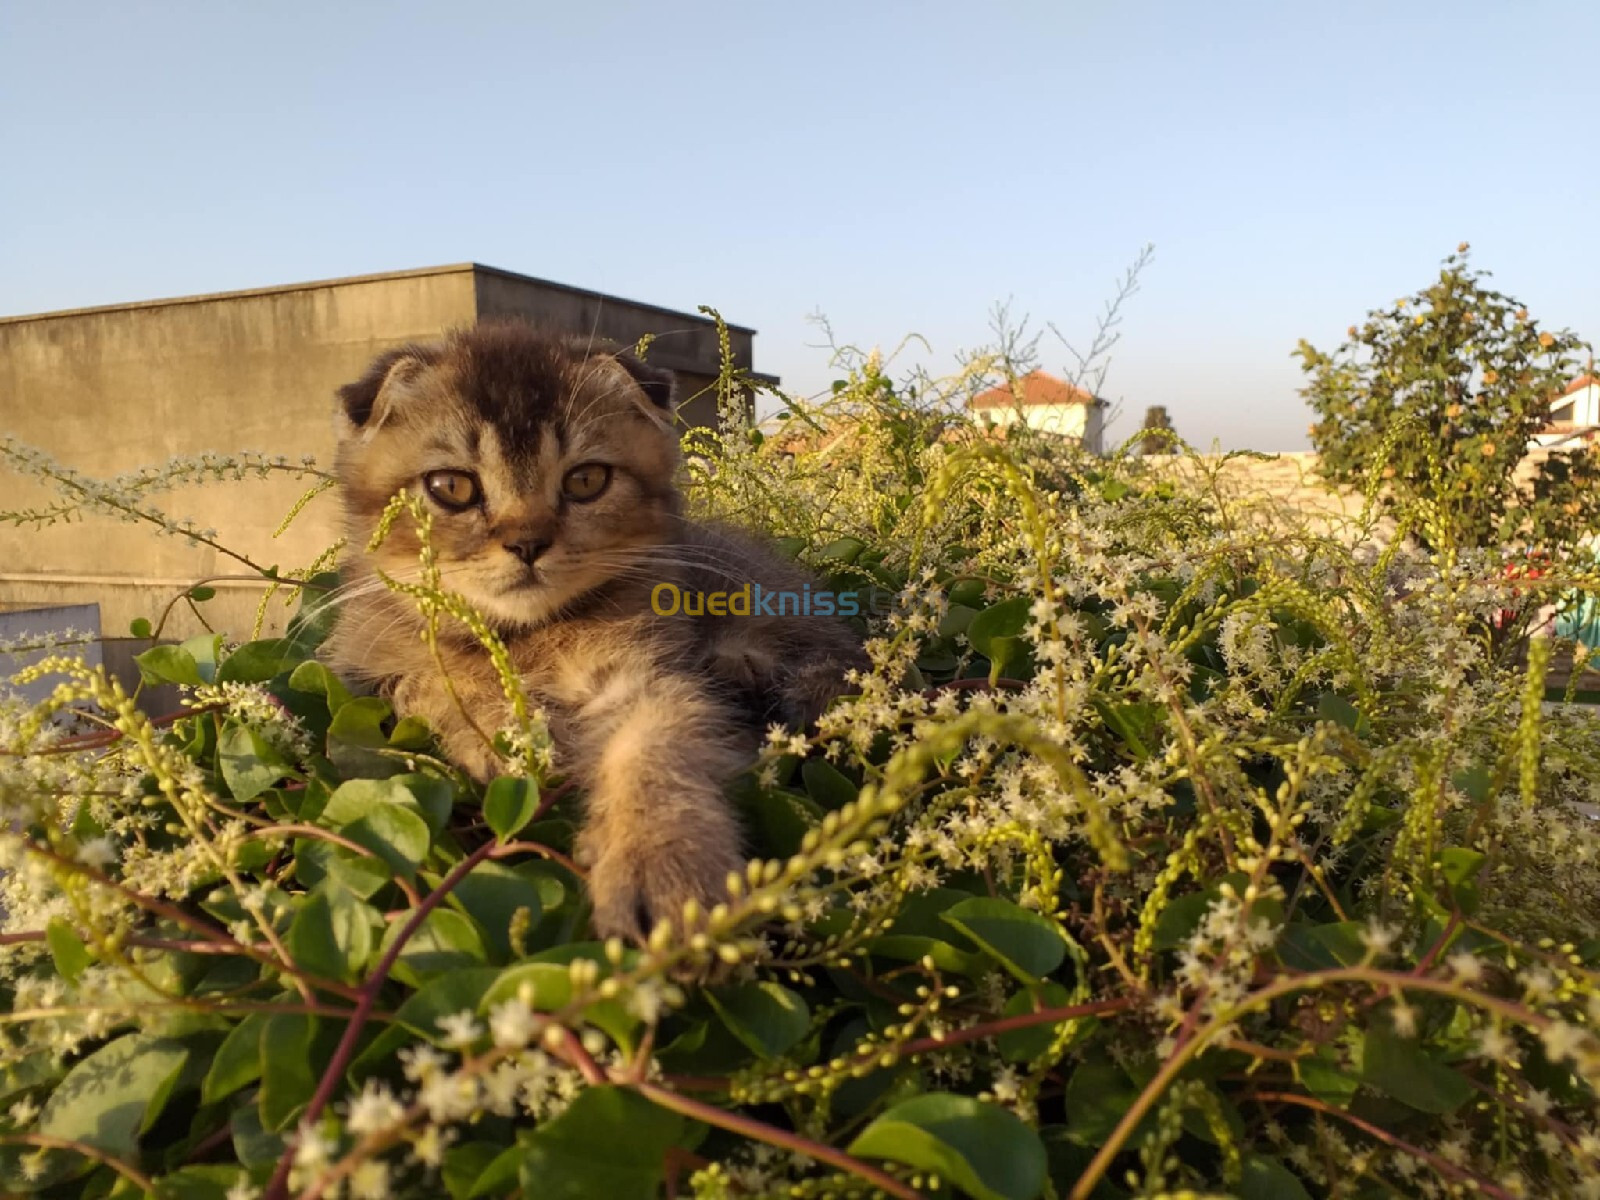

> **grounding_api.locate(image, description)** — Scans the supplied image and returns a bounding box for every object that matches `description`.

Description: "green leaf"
[479,962,574,1014]
[1275,921,1367,971]
[449,861,546,963]
[1299,1055,1360,1109]
[397,773,454,836]
[327,696,401,777]
[1062,1055,1152,1147]
[967,596,1032,657]
[849,1093,1048,1200]
[218,721,289,802]
[135,644,204,687]
[942,897,1068,983]
[230,1102,285,1169]
[801,759,857,810]
[948,579,987,608]
[188,584,217,602]
[938,602,979,639]
[1361,1021,1474,1113]
[319,776,416,827]
[1238,1155,1313,1200]
[1315,692,1367,733]
[179,633,224,683]
[45,919,91,983]
[445,1142,511,1200]
[157,1165,255,1200]
[1452,765,1492,804]
[465,1144,525,1199]
[518,1086,685,1200]
[288,659,352,712]
[817,536,867,565]
[129,617,152,639]
[216,638,299,684]
[869,887,987,976]
[287,886,376,984]
[485,776,540,842]
[258,1014,319,1130]
[732,779,822,859]
[1093,700,1165,760]
[342,804,432,880]
[380,908,489,986]
[388,715,434,750]
[389,968,502,1043]
[31,1035,189,1186]
[202,1012,269,1104]
[1440,846,1486,913]
[996,983,1081,1063]
[705,981,810,1058]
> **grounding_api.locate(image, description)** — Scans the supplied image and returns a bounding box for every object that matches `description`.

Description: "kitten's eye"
[562,463,612,503]
[422,469,482,511]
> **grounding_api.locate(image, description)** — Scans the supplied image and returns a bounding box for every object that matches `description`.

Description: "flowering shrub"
[1298,245,1600,556]
[3,325,1600,1200]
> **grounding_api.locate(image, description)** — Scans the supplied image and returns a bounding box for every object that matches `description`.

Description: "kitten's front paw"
[582,830,746,945]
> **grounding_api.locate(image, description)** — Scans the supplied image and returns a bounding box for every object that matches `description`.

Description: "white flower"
[489,997,538,1050]
[346,1080,404,1137]
[75,837,117,867]
[349,1159,392,1200]
[435,1010,483,1050]
[1360,919,1399,958]
[292,1124,335,1173]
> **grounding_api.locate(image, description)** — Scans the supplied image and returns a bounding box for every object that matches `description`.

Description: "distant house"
[968,370,1107,454]
[1534,374,1600,448]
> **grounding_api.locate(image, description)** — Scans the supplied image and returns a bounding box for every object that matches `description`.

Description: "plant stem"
[1247,1091,1517,1200]
[629,1079,922,1200]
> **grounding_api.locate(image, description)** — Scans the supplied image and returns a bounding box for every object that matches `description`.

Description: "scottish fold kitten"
[325,322,865,942]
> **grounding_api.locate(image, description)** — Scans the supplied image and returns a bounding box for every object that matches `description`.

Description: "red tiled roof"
[969,370,1102,410]
[1561,374,1597,397]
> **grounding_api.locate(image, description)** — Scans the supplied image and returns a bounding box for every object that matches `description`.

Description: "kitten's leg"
[570,669,749,943]
[390,673,509,784]
[706,623,870,731]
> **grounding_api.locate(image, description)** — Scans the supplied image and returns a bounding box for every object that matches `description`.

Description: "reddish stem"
[1248,1091,1517,1200]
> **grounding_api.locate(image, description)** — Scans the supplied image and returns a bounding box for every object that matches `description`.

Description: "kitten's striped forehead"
[442,325,643,463]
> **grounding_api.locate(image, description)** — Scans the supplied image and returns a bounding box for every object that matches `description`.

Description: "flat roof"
[0,262,757,334]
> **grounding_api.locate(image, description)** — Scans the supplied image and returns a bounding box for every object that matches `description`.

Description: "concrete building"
[967,370,1107,454]
[1535,374,1600,449]
[0,265,773,647]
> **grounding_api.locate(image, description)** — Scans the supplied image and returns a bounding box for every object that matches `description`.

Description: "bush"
[1298,245,1600,557]
[3,326,1600,1200]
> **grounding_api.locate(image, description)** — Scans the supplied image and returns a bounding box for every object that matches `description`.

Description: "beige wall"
[0,270,477,641]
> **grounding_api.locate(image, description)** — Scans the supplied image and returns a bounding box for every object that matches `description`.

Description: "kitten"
[323,322,867,943]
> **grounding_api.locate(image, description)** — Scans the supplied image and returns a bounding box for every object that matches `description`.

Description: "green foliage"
[1298,245,1600,554]
[2,305,1600,1200]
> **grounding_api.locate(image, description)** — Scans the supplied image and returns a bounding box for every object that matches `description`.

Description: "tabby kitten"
[324,322,866,943]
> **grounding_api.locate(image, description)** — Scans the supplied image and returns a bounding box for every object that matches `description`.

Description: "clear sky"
[3,1,1597,451]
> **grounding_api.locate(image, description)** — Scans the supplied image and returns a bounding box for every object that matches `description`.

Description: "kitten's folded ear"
[337,346,434,431]
[613,352,677,413]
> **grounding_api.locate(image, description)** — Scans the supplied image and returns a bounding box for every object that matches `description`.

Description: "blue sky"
[3,1,1596,450]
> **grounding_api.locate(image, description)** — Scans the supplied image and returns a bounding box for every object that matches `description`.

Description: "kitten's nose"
[504,535,552,566]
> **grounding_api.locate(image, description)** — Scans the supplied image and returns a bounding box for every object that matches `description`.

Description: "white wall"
[977,403,1102,452]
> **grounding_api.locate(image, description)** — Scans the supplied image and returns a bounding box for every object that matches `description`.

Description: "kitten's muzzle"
[504,535,553,566]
